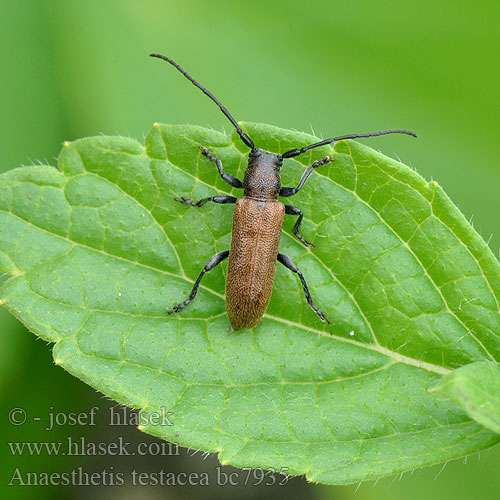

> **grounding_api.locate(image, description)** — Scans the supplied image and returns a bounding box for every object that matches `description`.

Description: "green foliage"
[0,122,499,484]
[431,360,500,434]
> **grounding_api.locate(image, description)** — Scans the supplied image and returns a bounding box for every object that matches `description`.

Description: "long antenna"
[150,53,255,149]
[282,129,417,159]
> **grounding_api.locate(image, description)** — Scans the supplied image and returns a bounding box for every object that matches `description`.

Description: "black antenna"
[282,129,418,159]
[150,53,255,150]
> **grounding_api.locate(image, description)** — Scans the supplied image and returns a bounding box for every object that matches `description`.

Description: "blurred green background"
[1,0,499,498]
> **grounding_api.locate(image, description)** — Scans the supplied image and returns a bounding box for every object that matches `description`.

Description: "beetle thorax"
[243,149,282,200]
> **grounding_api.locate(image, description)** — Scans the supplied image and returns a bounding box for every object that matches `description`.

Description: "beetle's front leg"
[285,204,315,248]
[200,146,243,189]
[279,155,335,197]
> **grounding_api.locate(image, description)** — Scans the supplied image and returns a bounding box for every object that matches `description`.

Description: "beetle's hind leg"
[277,253,330,324]
[199,146,243,189]
[285,204,315,248]
[175,194,237,207]
[168,250,229,314]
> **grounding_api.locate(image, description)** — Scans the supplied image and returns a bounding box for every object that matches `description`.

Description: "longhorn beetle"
[150,53,417,330]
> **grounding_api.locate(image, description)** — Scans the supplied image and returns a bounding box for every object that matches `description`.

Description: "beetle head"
[248,148,283,168]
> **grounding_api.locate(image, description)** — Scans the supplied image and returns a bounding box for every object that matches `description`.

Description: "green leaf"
[431,361,500,434]
[1,122,499,485]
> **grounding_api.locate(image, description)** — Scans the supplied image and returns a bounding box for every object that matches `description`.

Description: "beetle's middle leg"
[175,194,237,207]
[168,250,229,314]
[277,253,330,324]
[199,146,243,189]
[285,204,315,248]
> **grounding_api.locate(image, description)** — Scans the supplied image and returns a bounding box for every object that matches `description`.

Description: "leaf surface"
[431,360,500,434]
[1,122,499,484]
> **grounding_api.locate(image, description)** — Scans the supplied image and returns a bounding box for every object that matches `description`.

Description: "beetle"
[150,53,417,330]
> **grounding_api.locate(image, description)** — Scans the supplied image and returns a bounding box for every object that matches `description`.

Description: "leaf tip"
[153,122,160,128]
[54,358,62,366]
[428,377,448,396]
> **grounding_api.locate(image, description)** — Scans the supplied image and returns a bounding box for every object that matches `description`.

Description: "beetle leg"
[277,253,330,324]
[279,155,335,197]
[174,194,237,207]
[200,146,243,189]
[168,250,230,314]
[284,204,315,248]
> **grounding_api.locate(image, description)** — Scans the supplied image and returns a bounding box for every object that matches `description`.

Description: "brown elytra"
[226,183,285,327]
